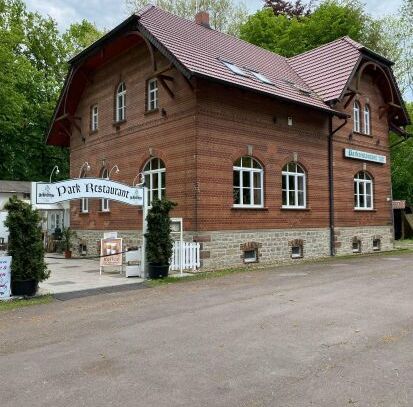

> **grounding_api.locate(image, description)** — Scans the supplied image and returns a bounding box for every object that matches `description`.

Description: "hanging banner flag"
[35,178,143,206]
[0,256,12,300]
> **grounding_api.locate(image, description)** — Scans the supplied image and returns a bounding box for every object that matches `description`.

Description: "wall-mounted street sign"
[344,148,386,164]
[35,178,143,206]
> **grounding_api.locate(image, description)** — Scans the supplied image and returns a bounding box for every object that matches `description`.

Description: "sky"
[26,0,403,31]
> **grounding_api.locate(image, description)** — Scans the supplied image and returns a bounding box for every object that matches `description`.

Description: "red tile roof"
[137,6,343,116]
[288,37,362,102]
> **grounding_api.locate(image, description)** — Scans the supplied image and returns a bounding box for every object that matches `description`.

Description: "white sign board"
[104,231,118,239]
[0,256,12,300]
[344,148,386,164]
[35,178,143,206]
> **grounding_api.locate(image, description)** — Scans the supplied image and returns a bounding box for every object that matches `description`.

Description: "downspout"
[328,115,348,256]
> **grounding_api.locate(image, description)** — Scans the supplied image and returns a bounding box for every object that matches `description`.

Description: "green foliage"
[390,102,413,203]
[125,0,249,35]
[0,0,102,182]
[4,196,49,282]
[240,0,398,58]
[144,198,177,265]
[61,227,77,252]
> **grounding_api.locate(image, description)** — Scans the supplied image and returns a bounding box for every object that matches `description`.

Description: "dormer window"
[116,82,126,122]
[364,104,371,135]
[147,78,158,111]
[353,101,361,133]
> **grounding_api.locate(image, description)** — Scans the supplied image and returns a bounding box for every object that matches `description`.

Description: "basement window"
[291,245,303,259]
[244,249,257,263]
[220,59,247,76]
[352,239,361,253]
[373,239,381,251]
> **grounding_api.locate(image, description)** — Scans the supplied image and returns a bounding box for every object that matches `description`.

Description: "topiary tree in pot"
[144,197,177,279]
[4,197,50,296]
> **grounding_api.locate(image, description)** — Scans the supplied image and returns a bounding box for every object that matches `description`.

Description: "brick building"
[46,6,410,269]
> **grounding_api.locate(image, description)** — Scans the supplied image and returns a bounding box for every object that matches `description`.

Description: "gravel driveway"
[1,252,413,406]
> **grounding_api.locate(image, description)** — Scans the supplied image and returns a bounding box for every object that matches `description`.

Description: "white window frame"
[363,104,371,135]
[282,163,306,209]
[373,238,381,251]
[80,197,89,213]
[116,82,126,122]
[353,101,361,133]
[101,168,110,212]
[354,171,373,210]
[80,170,89,213]
[143,157,166,205]
[147,78,158,111]
[91,104,98,131]
[233,157,264,208]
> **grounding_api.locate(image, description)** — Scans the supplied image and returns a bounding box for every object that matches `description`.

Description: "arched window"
[80,169,88,213]
[101,168,109,212]
[282,162,306,208]
[233,156,263,207]
[354,171,373,210]
[353,101,361,133]
[143,157,166,205]
[363,104,371,135]
[115,82,126,122]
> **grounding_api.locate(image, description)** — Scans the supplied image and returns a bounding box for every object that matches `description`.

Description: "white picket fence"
[170,241,200,271]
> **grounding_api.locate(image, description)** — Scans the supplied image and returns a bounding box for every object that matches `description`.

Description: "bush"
[145,198,177,265]
[4,197,49,282]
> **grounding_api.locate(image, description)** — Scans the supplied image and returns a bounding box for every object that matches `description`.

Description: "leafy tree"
[0,0,102,182]
[240,0,397,58]
[390,102,413,203]
[263,0,313,18]
[125,0,249,35]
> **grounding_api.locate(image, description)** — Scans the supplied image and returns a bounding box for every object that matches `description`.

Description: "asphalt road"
[1,253,413,407]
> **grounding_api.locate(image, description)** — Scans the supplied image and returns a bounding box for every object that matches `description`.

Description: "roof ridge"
[135,3,155,18]
[139,5,288,62]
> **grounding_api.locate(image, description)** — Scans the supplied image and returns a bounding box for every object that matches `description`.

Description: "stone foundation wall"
[73,225,393,269]
[334,226,393,256]
[192,228,330,270]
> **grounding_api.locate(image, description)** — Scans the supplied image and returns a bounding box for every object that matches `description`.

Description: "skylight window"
[220,60,247,76]
[250,71,273,85]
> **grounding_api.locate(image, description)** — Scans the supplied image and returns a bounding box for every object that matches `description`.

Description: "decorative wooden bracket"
[344,91,356,109]
[158,75,174,99]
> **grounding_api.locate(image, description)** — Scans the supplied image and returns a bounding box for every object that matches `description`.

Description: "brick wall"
[67,42,395,268]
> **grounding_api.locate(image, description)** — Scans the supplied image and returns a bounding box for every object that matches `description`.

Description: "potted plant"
[4,197,50,296]
[62,227,77,258]
[144,198,176,279]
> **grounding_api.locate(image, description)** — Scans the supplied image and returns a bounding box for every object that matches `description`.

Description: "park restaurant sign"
[35,178,144,206]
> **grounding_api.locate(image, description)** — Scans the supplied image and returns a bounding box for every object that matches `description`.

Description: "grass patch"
[145,267,248,287]
[0,295,53,312]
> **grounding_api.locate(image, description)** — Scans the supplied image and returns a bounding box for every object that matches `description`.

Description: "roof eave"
[192,72,348,119]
